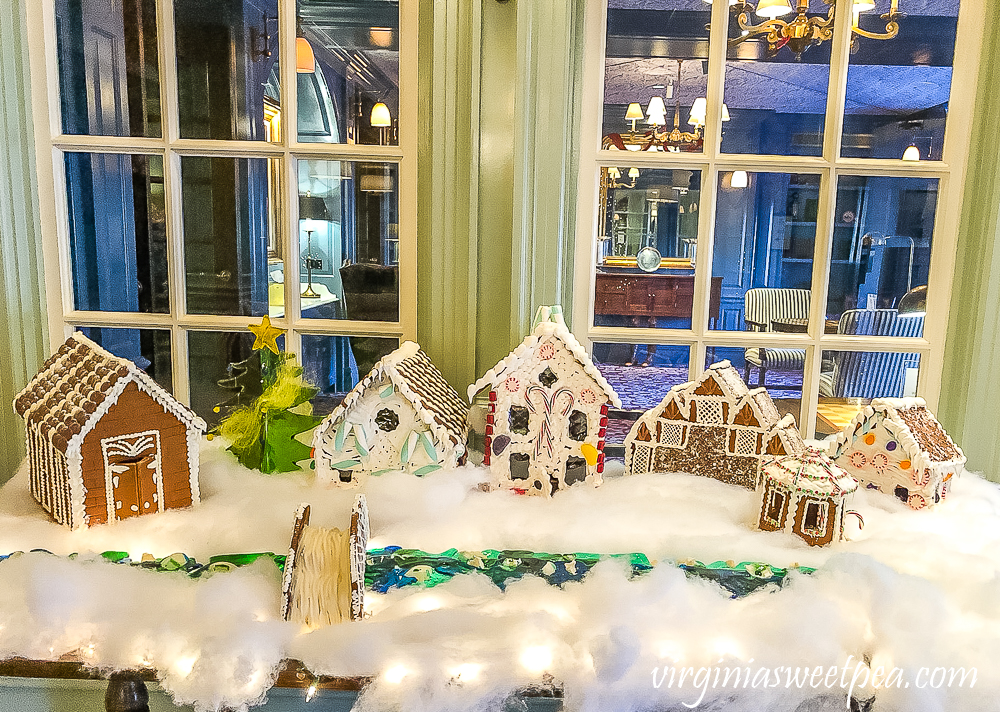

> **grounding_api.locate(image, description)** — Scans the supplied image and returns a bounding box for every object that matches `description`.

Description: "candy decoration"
[525,385,575,459]
[492,434,511,456]
[580,443,599,467]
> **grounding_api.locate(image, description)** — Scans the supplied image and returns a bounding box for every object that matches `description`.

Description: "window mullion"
[822,0,855,164]
[158,0,180,145]
[703,0,729,160]
[397,0,419,342]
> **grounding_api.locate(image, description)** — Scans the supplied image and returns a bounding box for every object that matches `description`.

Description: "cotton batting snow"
[0,439,998,711]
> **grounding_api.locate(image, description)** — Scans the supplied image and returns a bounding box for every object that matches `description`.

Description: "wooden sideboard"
[595,272,723,323]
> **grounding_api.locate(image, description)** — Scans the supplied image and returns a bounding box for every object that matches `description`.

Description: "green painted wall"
[0,0,49,484]
[938,2,1000,479]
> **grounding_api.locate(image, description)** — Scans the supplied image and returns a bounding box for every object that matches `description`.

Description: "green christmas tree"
[216,316,320,473]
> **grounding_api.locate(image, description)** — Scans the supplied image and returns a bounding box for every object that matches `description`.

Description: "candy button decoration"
[580,443,599,466]
[886,441,897,451]
[899,459,911,470]
[492,434,511,456]
[864,433,876,446]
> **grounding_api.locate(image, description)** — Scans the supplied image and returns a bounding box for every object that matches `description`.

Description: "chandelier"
[605,61,729,152]
[729,0,901,59]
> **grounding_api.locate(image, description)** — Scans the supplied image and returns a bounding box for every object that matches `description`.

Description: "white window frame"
[26,0,418,407]
[572,0,984,438]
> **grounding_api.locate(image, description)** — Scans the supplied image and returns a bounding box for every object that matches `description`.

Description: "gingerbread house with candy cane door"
[468,306,621,496]
[827,397,965,510]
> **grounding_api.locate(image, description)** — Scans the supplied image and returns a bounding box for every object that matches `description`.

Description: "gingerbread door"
[102,432,162,521]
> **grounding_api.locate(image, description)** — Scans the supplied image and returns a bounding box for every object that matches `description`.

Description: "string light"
[450,663,482,682]
[305,678,319,702]
[384,664,410,684]
[520,646,552,674]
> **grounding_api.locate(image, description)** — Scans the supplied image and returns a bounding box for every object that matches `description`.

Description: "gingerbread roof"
[467,306,622,408]
[320,341,469,449]
[828,397,965,470]
[13,333,206,454]
[658,361,787,429]
[761,447,859,498]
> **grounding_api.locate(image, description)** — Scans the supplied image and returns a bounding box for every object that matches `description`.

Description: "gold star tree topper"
[248,315,286,355]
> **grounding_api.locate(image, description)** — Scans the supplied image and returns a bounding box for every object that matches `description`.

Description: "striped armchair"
[742,288,811,386]
[819,309,924,398]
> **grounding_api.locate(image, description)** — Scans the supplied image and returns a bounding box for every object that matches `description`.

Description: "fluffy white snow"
[0,440,998,711]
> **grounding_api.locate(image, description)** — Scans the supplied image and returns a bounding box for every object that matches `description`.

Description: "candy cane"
[526,385,575,459]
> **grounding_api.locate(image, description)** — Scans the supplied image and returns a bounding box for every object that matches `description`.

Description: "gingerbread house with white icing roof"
[312,341,469,485]
[624,360,805,489]
[827,397,965,510]
[756,447,859,547]
[468,306,621,496]
[13,333,206,529]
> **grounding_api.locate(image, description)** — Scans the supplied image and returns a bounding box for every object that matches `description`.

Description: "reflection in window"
[297,0,400,146]
[722,0,831,156]
[188,331,279,428]
[56,0,161,137]
[174,0,280,141]
[300,334,397,416]
[826,176,936,328]
[816,349,922,436]
[297,160,400,322]
[66,153,168,313]
[842,0,958,160]
[602,0,711,153]
[78,327,172,393]
[595,168,706,330]
[181,156,278,317]
[711,172,820,332]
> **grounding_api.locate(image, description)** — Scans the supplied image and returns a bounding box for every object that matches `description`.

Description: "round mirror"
[636,246,661,273]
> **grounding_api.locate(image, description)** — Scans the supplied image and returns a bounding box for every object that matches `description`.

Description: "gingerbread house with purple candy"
[624,360,805,489]
[13,333,206,529]
[827,397,965,510]
[468,306,621,496]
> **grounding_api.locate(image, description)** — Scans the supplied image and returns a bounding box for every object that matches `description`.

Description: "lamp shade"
[721,102,731,122]
[902,144,920,161]
[756,0,793,18]
[299,195,331,222]
[646,96,667,125]
[608,166,621,180]
[853,0,876,10]
[688,97,707,126]
[898,285,927,316]
[730,170,749,189]
[624,102,644,121]
[371,102,392,128]
[628,167,640,179]
[296,36,316,73]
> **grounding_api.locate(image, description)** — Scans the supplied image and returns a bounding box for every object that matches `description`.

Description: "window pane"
[188,330,283,427]
[825,176,936,328]
[56,0,161,137]
[602,0,710,154]
[66,152,168,313]
[594,167,701,330]
[710,172,821,331]
[77,327,173,393]
[841,0,958,160]
[182,156,280,317]
[707,346,802,428]
[297,0,399,146]
[297,160,399,321]
[301,334,398,415]
[174,0,280,141]
[722,0,831,156]
[816,349,922,436]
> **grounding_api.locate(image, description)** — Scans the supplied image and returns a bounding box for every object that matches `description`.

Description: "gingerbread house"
[827,397,965,510]
[13,333,206,529]
[756,448,859,547]
[468,306,621,496]
[624,360,805,489]
[312,342,469,485]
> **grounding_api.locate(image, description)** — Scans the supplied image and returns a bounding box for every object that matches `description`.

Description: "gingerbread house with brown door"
[756,448,859,547]
[13,333,206,529]
[624,360,805,489]
[469,306,622,496]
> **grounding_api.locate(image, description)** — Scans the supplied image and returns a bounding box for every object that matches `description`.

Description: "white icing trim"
[467,309,622,408]
[67,452,85,530]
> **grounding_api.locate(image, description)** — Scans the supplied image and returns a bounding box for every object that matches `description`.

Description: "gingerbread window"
[695,399,723,425]
[568,410,588,441]
[509,406,529,435]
